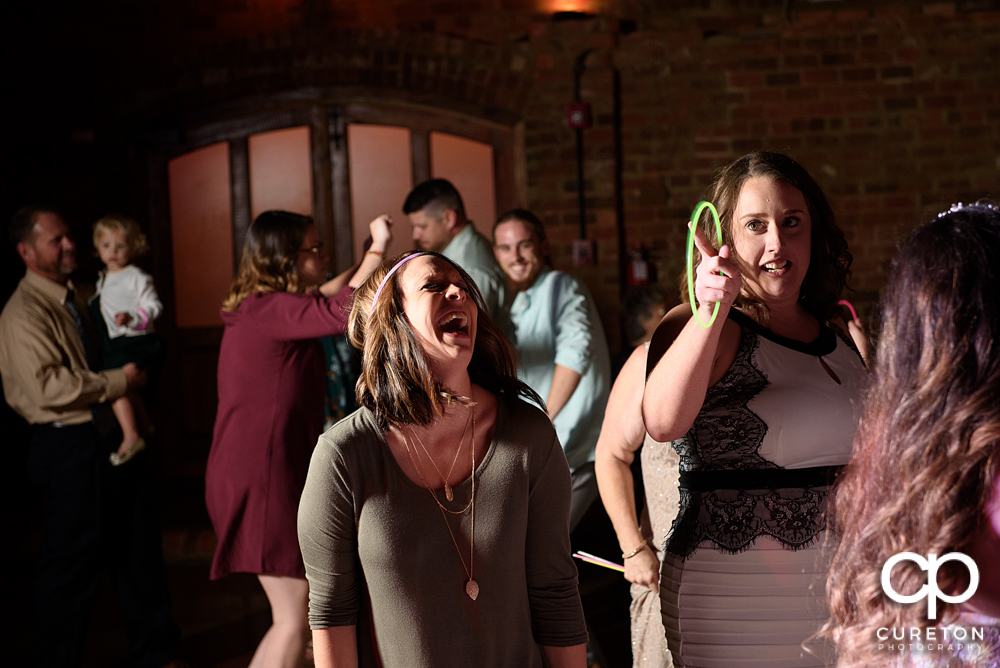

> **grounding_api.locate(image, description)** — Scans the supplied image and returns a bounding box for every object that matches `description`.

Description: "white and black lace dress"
[658,310,866,668]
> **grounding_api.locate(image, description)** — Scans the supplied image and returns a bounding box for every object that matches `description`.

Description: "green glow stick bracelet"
[686,201,725,328]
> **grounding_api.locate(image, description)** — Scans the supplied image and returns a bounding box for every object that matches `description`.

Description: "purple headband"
[371,252,428,305]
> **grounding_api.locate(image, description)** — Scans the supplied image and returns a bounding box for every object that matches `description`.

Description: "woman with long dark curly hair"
[206,210,391,668]
[827,202,1000,667]
[643,151,868,666]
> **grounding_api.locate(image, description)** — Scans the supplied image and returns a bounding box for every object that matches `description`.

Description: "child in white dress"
[90,215,163,466]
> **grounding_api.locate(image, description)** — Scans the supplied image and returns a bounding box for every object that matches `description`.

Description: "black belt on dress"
[678,465,844,491]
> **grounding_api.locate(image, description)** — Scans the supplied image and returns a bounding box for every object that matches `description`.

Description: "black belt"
[678,465,844,491]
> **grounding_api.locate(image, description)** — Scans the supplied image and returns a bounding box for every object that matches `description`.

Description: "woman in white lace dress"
[642,151,868,668]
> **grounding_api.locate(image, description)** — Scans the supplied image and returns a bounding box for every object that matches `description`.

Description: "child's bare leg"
[109,396,147,466]
[112,395,140,452]
[129,390,153,435]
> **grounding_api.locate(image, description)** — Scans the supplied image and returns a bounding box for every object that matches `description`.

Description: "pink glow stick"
[573,551,625,573]
[838,299,859,323]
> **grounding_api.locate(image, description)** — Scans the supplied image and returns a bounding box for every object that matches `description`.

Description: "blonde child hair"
[92,214,150,258]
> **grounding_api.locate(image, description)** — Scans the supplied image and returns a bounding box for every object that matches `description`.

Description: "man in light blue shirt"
[403,179,512,336]
[493,209,611,530]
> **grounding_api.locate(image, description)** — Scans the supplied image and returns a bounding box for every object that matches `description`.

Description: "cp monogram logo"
[881,552,980,619]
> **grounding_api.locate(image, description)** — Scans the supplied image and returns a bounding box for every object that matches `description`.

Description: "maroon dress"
[205,287,354,580]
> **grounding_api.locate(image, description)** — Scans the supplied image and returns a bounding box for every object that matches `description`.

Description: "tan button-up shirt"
[0,270,128,425]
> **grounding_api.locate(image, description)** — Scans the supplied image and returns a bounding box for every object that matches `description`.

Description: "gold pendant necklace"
[410,408,471,502]
[401,403,478,600]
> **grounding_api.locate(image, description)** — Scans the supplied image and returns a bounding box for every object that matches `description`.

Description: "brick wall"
[525,2,999,345]
[8,0,1000,351]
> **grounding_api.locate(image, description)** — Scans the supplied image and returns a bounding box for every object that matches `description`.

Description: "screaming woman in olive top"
[298,392,588,668]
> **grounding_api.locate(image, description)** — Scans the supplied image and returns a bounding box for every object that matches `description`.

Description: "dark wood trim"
[229,137,251,272]
[154,93,524,275]
[338,100,511,138]
[310,106,335,259]
[411,129,431,186]
[143,148,223,478]
[175,95,517,157]
[494,122,527,214]
[183,108,313,153]
[146,152,176,329]
[329,111,354,275]
[511,121,528,209]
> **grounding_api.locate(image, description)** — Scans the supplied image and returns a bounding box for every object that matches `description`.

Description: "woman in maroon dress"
[206,210,392,668]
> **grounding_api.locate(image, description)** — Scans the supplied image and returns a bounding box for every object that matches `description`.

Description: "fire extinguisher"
[626,244,654,287]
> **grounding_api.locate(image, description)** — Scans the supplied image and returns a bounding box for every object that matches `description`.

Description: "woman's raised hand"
[369,215,393,252]
[338,215,395,292]
[692,223,741,312]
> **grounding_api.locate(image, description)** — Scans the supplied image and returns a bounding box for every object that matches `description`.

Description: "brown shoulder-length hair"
[222,210,312,312]
[825,203,1000,667]
[684,151,852,325]
[348,251,542,430]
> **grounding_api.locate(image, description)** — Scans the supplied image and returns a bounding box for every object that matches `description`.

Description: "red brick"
[923,3,957,17]
[785,55,819,68]
[926,95,959,109]
[747,89,776,104]
[729,72,765,88]
[900,81,938,95]
[834,9,868,23]
[694,140,728,153]
[842,68,878,82]
[885,98,918,111]
[743,57,779,70]
[843,99,879,113]
[785,87,820,102]
[766,72,801,86]
[960,92,999,106]
[875,5,910,18]
[881,66,914,79]
[797,10,835,26]
[822,53,854,66]
[800,68,839,86]
[806,101,843,115]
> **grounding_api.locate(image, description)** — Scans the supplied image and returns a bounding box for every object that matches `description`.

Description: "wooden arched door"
[146,100,524,476]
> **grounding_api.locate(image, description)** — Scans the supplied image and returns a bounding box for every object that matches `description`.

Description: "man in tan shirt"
[0,206,180,668]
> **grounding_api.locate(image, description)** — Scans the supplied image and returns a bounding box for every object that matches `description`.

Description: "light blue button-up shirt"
[510,267,611,471]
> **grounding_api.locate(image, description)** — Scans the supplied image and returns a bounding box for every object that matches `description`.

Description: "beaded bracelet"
[622,538,648,560]
[365,249,383,257]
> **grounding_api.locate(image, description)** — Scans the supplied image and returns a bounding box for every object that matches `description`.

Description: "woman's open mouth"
[762,260,790,275]
[439,312,469,336]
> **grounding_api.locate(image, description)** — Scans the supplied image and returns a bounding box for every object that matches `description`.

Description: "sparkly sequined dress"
[629,431,680,668]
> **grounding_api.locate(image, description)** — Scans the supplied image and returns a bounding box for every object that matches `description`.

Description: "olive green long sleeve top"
[298,392,588,668]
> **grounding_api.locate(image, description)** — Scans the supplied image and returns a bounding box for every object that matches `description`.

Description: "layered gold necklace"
[403,402,479,600]
[410,408,471,503]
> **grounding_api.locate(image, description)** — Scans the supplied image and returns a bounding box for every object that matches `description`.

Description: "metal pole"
[573,48,596,241]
